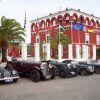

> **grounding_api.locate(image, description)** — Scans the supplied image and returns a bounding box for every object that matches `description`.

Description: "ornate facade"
[30,8,100,59]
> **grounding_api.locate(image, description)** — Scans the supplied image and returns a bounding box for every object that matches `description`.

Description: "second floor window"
[91,20,94,26]
[46,34,50,43]
[52,20,56,26]
[96,35,100,44]
[36,36,40,43]
[41,22,45,28]
[66,16,70,23]
[33,25,36,31]
[86,19,89,26]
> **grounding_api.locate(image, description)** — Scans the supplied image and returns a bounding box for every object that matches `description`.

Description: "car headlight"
[49,64,52,68]
[72,65,77,68]
[40,62,46,69]
[12,70,16,75]
[88,66,93,70]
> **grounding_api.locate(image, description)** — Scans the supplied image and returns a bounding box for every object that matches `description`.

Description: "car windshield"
[71,61,78,64]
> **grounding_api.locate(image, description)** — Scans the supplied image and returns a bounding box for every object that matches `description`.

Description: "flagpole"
[71,21,73,44]
[59,24,60,44]
[78,28,80,44]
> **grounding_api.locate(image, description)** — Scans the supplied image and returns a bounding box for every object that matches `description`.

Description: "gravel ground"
[0,74,100,100]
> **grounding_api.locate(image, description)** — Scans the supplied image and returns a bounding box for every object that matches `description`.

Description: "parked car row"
[0,59,100,83]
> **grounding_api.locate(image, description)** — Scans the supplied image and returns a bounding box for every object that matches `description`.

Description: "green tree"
[50,32,70,58]
[96,48,100,58]
[51,32,69,50]
[0,16,25,62]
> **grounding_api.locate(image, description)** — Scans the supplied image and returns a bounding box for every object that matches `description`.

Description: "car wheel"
[59,68,68,78]
[80,69,88,76]
[30,69,40,82]
[13,78,18,82]
[95,67,100,74]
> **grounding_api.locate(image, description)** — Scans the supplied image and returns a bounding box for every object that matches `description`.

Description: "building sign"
[72,22,84,31]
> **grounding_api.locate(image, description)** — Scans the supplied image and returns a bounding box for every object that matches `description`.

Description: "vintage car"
[79,60,100,74]
[0,66,19,83]
[6,60,56,82]
[62,60,94,76]
[47,60,78,78]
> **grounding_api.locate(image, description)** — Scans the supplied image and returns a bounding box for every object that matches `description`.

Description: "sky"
[0,0,100,43]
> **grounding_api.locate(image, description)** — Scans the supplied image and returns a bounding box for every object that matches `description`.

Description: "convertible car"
[6,60,56,82]
[0,66,19,83]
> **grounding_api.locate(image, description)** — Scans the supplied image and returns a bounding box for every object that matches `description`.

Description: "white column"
[68,44,73,59]
[82,45,88,60]
[34,43,40,61]
[76,45,80,59]
[58,43,62,62]
[45,43,50,60]
[93,45,96,60]
[21,42,27,60]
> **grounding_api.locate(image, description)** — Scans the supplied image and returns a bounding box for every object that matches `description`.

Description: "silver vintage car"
[0,66,19,83]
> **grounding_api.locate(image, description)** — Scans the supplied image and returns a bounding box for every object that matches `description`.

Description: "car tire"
[95,67,100,74]
[30,69,40,82]
[80,69,88,76]
[59,68,68,78]
[13,78,18,82]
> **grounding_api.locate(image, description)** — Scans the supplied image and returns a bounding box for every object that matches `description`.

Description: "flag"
[86,26,94,33]
[59,24,65,31]
[24,12,26,30]
[72,22,84,31]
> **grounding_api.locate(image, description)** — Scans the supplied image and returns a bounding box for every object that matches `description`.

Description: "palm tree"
[0,16,25,62]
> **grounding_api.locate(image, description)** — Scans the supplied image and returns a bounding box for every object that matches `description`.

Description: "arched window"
[52,20,56,26]
[86,19,89,26]
[59,18,62,25]
[36,35,40,43]
[46,21,49,27]
[41,22,45,28]
[91,20,94,26]
[73,15,77,22]
[66,15,70,23]
[46,34,50,43]
[96,20,99,28]
[80,17,84,23]
[33,25,36,31]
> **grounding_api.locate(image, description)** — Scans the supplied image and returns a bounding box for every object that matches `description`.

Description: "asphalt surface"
[0,74,100,100]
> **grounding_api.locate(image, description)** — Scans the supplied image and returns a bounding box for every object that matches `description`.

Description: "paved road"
[0,74,100,100]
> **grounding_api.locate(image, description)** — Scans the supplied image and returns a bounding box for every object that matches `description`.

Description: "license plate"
[5,77,13,83]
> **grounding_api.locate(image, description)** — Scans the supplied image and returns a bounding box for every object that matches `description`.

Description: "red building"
[30,8,100,59]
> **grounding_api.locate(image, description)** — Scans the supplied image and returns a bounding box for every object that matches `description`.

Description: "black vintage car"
[62,60,94,76]
[0,66,19,83]
[6,60,56,82]
[46,60,78,78]
[79,60,100,74]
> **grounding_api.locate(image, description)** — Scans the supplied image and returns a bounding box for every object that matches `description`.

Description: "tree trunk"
[1,45,7,62]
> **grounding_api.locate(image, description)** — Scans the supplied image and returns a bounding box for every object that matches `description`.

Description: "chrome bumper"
[0,76,19,81]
